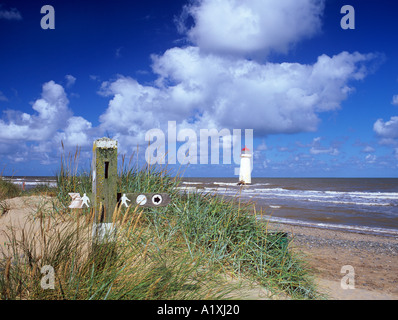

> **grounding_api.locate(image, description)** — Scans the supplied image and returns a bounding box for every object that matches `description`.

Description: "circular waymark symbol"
[152,194,163,205]
[136,194,147,206]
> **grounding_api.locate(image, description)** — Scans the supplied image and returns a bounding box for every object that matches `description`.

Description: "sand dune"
[1,195,397,300]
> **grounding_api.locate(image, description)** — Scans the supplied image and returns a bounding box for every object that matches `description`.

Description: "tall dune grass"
[0,149,321,300]
[0,201,232,299]
[0,176,21,201]
[0,175,21,216]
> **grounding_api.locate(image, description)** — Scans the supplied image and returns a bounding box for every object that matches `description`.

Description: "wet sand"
[268,222,398,299]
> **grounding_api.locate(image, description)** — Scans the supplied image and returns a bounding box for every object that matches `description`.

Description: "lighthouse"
[238,146,252,185]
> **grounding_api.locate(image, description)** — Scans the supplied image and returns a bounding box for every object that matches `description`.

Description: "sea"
[179,177,398,237]
[3,176,398,237]
[2,176,57,190]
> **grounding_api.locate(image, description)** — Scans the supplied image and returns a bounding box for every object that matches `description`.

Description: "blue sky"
[1,0,398,177]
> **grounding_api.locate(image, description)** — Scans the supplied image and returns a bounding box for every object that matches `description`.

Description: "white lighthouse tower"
[238,146,252,185]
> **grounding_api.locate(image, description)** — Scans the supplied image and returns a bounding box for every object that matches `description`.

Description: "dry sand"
[270,223,398,300]
[0,195,56,264]
[0,195,53,239]
[1,195,397,300]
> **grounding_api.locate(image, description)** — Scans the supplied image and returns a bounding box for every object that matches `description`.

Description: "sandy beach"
[1,195,397,300]
[269,222,398,299]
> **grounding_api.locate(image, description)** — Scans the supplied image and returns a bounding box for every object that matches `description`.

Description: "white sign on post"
[120,193,131,207]
[136,194,147,206]
[68,193,90,208]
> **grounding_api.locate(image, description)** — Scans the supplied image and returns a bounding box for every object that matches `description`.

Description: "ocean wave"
[247,187,398,199]
[323,190,398,200]
[204,185,398,209]
[227,187,398,205]
[176,186,197,192]
[306,198,392,206]
[181,182,203,185]
[213,182,240,186]
[257,215,398,237]
[204,187,235,193]
[13,181,56,186]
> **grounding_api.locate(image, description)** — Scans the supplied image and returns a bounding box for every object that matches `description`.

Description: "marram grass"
[0,176,21,201]
[0,153,321,300]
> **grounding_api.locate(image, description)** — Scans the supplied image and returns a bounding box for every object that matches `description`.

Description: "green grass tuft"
[0,177,21,201]
[0,150,321,300]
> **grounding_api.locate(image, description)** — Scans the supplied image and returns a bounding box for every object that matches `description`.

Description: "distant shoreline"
[4,175,398,237]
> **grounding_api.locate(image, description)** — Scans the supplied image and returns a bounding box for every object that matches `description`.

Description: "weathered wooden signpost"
[68,137,171,246]
[92,137,118,242]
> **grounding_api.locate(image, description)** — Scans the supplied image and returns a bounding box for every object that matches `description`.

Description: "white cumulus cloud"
[309,137,339,156]
[65,75,76,87]
[0,91,8,101]
[180,0,324,56]
[392,95,398,106]
[0,5,22,21]
[99,47,376,145]
[0,81,96,163]
[365,154,377,163]
[0,0,381,167]
[54,116,93,149]
[0,81,71,142]
[373,116,398,145]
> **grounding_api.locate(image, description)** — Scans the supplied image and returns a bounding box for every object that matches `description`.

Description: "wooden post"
[92,137,118,242]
